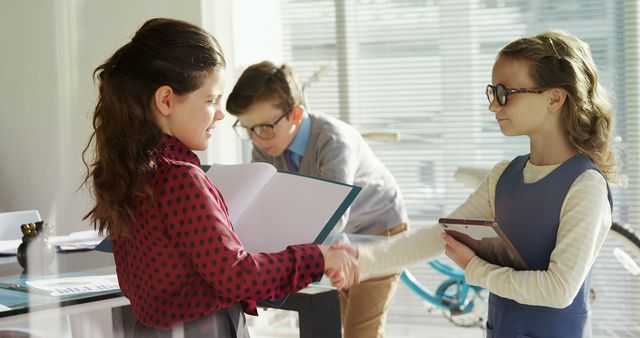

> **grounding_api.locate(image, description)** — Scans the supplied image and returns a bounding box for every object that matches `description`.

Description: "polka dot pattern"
[111,135,324,330]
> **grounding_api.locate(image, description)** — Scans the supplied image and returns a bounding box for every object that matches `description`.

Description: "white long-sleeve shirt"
[357,160,611,308]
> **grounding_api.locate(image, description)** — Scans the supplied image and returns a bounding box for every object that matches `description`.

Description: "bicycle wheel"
[590,222,640,338]
[439,278,488,328]
[399,258,488,329]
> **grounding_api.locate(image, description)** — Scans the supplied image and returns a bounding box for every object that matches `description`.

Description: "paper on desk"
[0,240,21,255]
[26,274,119,296]
[0,230,104,255]
[48,230,104,251]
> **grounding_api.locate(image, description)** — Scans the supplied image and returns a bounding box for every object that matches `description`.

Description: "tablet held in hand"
[439,218,529,270]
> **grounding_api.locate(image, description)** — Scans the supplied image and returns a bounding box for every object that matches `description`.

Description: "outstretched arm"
[355,161,508,280]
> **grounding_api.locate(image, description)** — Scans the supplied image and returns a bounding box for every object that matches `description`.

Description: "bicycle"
[401,167,640,334]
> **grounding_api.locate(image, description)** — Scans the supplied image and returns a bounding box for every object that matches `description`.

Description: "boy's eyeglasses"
[233,108,293,140]
[485,84,545,106]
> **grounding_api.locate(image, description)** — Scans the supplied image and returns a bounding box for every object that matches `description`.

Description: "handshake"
[319,242,360,290]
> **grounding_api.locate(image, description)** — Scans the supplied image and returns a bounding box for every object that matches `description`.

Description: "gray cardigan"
[253,112,408,235]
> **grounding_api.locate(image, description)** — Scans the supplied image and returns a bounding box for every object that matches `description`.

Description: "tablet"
[439,218,529,270]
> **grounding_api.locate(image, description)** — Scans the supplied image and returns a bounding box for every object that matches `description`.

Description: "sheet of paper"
[26,274,119,296]
[0,230,104,255]
[48,230,104,251]
[0,240,21,255]
[207,163,276,224]
[235,172,354,253]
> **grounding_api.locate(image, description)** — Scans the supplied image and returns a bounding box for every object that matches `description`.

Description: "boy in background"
[226,61,408,338]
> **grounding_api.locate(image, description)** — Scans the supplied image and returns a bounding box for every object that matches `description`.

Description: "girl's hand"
[327,242,359,289]
[441,231,476,269]
[319,244,360,290]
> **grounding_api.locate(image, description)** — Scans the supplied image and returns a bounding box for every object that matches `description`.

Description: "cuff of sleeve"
[287,243,325,287]
[305,244,325,282]
[464,255,486,287]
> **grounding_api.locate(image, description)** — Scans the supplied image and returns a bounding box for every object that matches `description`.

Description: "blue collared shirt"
[287,112,311,167]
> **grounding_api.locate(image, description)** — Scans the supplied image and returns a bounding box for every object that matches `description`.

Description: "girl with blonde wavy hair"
[344,30,619,338]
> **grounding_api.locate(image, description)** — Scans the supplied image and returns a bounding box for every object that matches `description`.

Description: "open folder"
[96,163,362,305]
[439,218,529,270]
[207,163,360,252]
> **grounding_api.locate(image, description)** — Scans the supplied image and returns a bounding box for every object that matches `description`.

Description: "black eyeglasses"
[485,84,546,106]
[233,108,293,140]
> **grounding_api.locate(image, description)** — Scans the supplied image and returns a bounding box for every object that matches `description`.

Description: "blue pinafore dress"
[487,154,612,338]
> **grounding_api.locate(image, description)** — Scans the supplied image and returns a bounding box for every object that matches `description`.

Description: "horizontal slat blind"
[280,0,636,228]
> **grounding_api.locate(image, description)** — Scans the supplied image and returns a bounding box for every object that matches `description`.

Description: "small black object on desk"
[16,221,55,271]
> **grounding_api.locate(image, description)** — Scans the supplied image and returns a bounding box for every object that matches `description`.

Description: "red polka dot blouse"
[111,135,325,329]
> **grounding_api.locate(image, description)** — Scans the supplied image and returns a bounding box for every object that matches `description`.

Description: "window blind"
[279,0,637,229]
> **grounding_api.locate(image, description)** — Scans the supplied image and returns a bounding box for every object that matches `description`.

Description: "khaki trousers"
[339,223,407,338]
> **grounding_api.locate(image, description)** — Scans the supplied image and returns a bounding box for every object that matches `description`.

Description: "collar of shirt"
[157,134,201,166]
[286,112,310,167]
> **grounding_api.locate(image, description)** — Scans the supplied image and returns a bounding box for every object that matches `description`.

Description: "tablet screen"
[440,221,499,241]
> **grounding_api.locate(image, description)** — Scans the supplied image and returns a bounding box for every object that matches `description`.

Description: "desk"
[0,251,341,338]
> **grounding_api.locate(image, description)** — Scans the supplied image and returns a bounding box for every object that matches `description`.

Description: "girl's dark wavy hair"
[82,18,225,236]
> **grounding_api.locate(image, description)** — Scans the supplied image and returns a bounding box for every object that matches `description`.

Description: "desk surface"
[0,250,342,338]
[0,251,121,318]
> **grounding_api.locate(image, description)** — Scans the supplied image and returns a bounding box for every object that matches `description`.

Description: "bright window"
[276,0,637,228]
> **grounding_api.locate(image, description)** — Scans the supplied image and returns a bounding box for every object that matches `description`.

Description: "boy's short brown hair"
[226,61,303,115]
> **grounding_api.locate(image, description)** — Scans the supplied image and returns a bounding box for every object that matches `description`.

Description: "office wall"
[0,0,237,233]
[0,1,62,223]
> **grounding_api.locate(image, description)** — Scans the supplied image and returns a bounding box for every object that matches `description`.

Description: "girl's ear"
[291,105,305,125]
[547,88,567,114]
[153,85,175,117]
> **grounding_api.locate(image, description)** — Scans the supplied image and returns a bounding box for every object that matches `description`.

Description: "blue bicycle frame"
[401,260,485,315]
